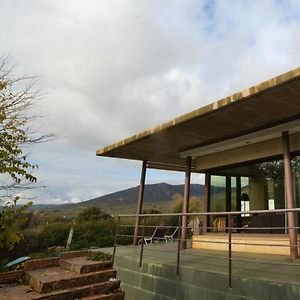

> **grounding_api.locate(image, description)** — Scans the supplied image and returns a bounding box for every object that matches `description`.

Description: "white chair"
[138,227,158,245]
[164,227,178,242]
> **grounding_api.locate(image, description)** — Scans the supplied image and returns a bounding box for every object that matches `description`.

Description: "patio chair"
[164,227,178,242]
[138,227,158,245]
[138,227,168,244]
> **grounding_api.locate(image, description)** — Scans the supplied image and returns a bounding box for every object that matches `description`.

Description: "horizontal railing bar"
[116,233,300,246]
[126,224,300,230]
[118,224,300,231]
[116,232,300,247]
[199,227,300,230]
[118,224,184,229]
[192,239,299,247]
[118,207,300,217]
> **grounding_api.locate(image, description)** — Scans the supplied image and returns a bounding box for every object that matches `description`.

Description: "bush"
[88,251,112,261]
[71,219,116,250]
[40,222,71,248]
[77,207,112,223]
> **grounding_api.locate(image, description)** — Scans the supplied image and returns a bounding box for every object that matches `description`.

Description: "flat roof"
[96,67,300,168]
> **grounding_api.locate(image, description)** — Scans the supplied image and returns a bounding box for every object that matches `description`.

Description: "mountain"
[76,182,205,208]
[33,183,207,211]
[30,182,225,212]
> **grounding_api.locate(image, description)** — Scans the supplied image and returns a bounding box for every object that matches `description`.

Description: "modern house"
[96,67,300,299]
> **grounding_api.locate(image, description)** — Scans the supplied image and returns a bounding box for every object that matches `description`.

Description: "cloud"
[1,0,300,203]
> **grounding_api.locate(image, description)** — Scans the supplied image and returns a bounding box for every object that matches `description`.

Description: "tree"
[0,56,50,250]
[167,193,204,227]
[77,207,112,223]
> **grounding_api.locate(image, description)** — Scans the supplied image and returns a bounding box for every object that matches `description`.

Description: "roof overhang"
[96,67,300,170]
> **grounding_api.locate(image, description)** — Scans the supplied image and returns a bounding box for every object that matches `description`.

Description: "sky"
[1,0,300,204]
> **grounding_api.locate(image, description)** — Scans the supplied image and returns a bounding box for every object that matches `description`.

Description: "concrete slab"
[25,267,116,293]
[0,284,36,300]
[60,257,112,274]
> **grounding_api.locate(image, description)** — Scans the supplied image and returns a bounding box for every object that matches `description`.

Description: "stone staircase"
[1,256,124,300]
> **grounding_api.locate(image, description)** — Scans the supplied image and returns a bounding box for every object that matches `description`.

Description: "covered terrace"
[97,66,300,261]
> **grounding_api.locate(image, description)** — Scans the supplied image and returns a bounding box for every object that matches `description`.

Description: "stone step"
[32,280,121,300]
[24,267,116,293]
[80,290,125,300]
[60,257,113,274]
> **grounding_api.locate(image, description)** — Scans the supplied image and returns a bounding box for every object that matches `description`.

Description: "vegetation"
[166,193,204,226]
[0,56,52,251]
[0,206,120,264]
[0,191,206,264]
[88,251,112,262]
[77,207,112,223]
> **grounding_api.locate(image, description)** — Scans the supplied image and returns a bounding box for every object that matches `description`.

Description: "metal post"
[112,216,120,265]
[177,215,181,276]
[228,214,232,288]
[226,176,232,232]
[236,176,242,233]
[203,173,210,234]
[282,131,298,260]
[139,216,146,268]
[181,156,192,250]
[134,160,147,245]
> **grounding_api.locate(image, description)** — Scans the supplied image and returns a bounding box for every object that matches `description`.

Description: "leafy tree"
[77,207,112,223]
[167,193,204,226]
[0,57,50,250]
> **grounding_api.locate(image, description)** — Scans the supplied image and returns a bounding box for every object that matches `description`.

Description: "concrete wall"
[115,255,300,300]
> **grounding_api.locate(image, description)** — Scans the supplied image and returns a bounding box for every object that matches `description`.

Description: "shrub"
[88,251,112,261]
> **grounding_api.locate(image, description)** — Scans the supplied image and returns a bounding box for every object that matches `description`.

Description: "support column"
[226,176,232,231]
[181,156,192,250]
[133,160,147,245]
[203,173,211,234]
[282,131,298,260]
[226,176,231,212]
[236,176,242,232]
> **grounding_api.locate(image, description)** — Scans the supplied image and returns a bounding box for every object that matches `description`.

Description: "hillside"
[30,182,225,214]
[59,182,206,210]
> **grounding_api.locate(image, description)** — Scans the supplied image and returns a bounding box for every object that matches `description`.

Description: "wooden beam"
[147,161,197,173]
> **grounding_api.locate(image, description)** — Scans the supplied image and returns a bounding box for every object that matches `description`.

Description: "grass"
[88,251,112,262]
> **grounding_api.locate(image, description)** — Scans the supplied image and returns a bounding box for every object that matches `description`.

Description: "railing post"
[181,157,192,249]
[228,214,232,288]
[139,216,146,268]
[134,160,147,245]
[203,173,210,234]
[177,215,181,276]
[282,131,298,260]
[112,216,120,265]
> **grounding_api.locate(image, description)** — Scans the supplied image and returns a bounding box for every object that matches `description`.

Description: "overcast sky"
[1,0,300,204]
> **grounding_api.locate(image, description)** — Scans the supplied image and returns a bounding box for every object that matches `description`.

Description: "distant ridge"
[78,182,205,207]
[30,182,225,211]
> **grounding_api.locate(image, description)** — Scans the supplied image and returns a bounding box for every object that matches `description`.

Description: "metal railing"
[112,208,300,288]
